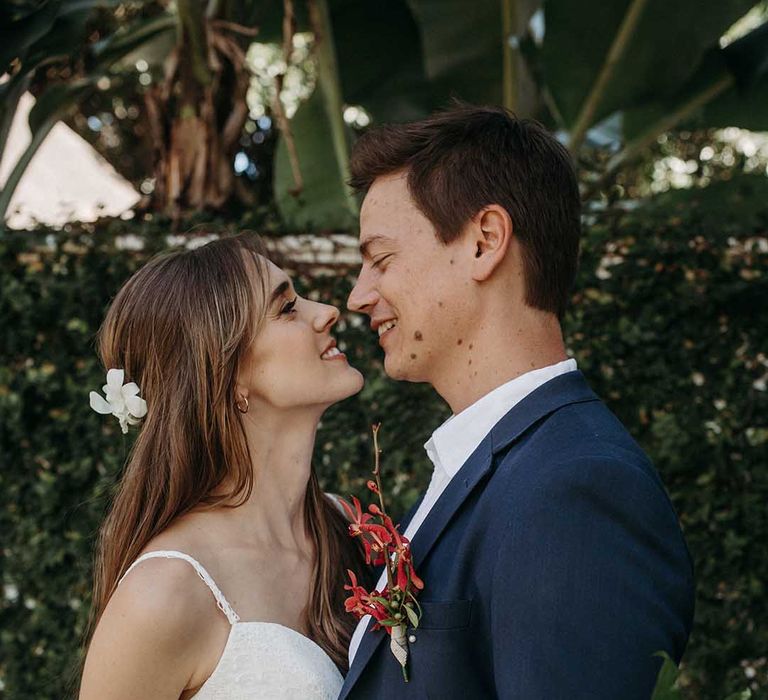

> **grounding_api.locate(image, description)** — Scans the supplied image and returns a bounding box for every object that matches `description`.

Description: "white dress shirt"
[347,358,578,665]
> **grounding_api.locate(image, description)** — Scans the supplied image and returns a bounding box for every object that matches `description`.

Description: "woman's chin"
[295,368,365,410]
[332,367,365,403]
[343,367,365,396]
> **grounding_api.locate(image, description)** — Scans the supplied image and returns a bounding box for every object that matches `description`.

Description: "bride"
[78,234,368,699]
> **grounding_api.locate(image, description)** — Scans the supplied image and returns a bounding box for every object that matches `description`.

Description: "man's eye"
[280,297,298,315]
[372,255,392,269]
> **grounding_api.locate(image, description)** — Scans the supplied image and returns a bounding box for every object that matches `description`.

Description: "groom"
[341,103,694,698]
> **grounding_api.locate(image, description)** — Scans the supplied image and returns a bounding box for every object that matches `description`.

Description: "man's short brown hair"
[349,102,581,318]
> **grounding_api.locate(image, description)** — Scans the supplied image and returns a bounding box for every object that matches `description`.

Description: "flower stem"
[372,423,395,592]
[372,423,387,512]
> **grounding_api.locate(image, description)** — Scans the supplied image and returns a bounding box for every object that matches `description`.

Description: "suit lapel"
[487,370,598,455]
[409,371,599,574]
[409,440,494,570]
[340,371,599,698]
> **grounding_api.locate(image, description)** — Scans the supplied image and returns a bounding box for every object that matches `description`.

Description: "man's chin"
[383,352,423,382]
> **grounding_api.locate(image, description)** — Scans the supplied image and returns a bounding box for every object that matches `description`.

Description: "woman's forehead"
[264,258,289,285]
[240,251,282,281]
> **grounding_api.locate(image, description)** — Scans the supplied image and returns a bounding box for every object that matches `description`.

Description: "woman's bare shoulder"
[87,516,225,646]
[116,554,215,619]
[79,556,217,699]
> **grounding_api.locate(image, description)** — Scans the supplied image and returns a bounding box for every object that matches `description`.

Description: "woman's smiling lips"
[320,339,347,361]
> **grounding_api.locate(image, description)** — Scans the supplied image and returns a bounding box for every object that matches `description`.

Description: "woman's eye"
[280,297,298,315]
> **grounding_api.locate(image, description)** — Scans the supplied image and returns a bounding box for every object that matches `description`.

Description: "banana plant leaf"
[701,19,768,128]
[90,13,177,70]
[0,0,61,70]
[0,78,96,221]
[247,0,312,44]
[28,78,95,133]
[274,88,358,230]
[623,21,768,139]
[649,652,682,700]
[0,0,124,150]
[1,0,124,71]
[0,0,122,201]
[405,0,503,107]
[331,0,431,122]
[0,3,178,223]
[540,0,756,131]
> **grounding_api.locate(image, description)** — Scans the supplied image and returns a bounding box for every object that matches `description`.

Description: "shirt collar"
[424,358,578,479]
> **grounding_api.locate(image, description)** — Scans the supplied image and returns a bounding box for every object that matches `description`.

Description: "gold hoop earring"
[236,397,249,414]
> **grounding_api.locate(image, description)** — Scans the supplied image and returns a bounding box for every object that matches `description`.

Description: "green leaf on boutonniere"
[651,652,682,700]
[376,619,399,627]
[404,604,420,629]
[723,691,752,700]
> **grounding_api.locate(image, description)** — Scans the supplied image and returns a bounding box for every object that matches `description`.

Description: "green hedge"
[1,176,766,699]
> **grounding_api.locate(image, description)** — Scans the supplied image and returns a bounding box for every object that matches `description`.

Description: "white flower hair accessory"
[89,368,148,434]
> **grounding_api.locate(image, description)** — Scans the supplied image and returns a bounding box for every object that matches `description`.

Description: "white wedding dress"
[118,550,344,699]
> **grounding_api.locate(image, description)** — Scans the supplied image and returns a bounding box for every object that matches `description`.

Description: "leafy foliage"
[1,176,767,698]
[571,176,768,698]
[4,0,768,228]
[541,0,757,128]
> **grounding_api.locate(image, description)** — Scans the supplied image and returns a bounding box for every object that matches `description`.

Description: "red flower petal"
[410,568,424,590]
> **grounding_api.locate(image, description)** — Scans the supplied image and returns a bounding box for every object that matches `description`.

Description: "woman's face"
[239,259,364,412]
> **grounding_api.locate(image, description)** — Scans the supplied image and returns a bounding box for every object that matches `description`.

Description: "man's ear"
[470,205,513,282]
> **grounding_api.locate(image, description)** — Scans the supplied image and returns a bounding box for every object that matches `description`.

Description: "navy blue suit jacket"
[339,371,694,699]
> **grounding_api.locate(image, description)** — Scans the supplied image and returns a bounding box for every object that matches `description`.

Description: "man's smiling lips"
[372,318,398,344]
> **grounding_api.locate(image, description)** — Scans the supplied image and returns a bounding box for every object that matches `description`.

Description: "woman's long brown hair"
[83,234,364,673]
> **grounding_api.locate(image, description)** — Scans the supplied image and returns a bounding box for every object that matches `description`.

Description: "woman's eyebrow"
[268,280,291,306]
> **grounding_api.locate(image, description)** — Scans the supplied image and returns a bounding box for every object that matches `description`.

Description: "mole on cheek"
[469,343,474,350]
[457,339,463,345]
[410,353,417,360]
[414,331,423,341]
[437,301,443,307]
[468,359,472,366]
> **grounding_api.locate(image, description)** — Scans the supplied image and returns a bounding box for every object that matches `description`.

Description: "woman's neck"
[212,406,322,553]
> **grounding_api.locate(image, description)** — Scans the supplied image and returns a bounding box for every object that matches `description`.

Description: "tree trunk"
[143,8,252,219]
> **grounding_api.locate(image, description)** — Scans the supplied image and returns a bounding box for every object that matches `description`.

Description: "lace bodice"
[118,550,343,699]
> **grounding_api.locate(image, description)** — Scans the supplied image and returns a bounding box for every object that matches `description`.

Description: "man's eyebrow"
[359,235,394,258]
[268,280,291,306]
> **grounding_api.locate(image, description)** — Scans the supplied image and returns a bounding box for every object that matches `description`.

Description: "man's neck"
[433,310,568,414]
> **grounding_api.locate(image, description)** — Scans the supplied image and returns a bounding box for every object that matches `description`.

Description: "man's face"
[347,172,473,383]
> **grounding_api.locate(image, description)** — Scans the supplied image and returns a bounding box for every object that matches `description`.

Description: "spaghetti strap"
[117,550,240,625]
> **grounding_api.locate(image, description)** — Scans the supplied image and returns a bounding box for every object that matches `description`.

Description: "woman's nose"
[314,302,340,332]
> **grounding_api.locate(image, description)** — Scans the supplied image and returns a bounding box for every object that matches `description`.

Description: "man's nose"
[347,272,378,314]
